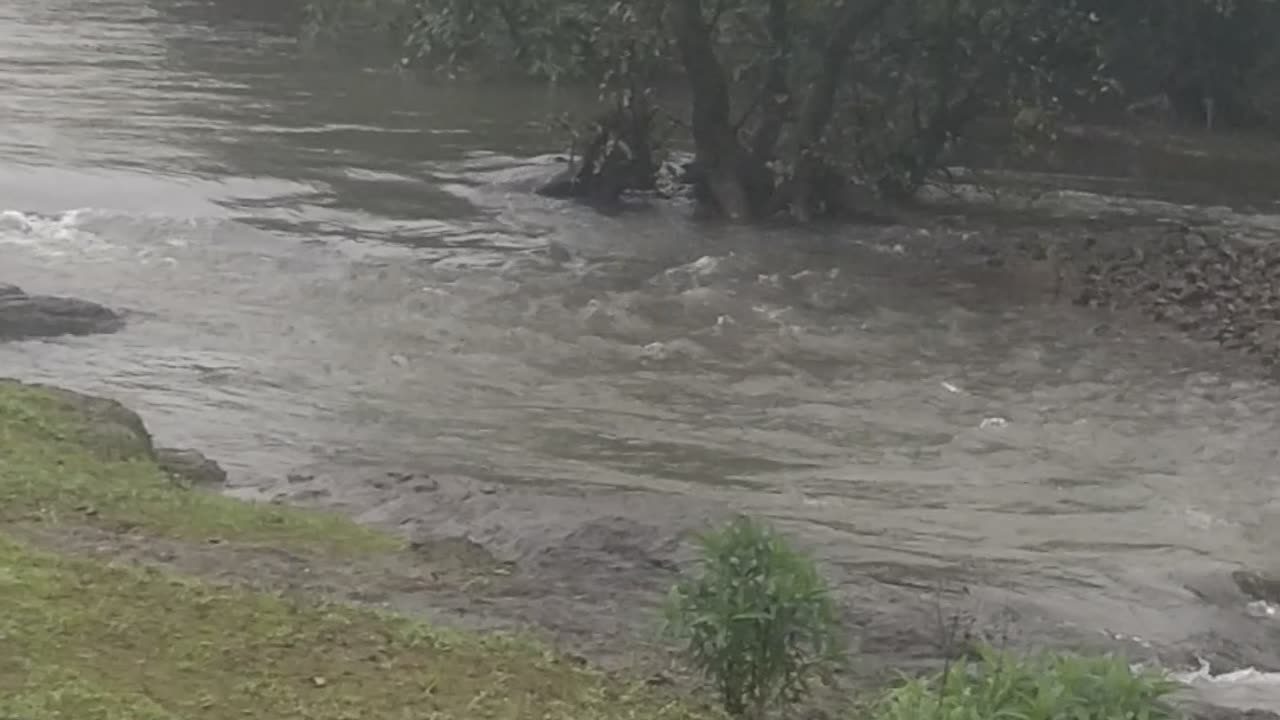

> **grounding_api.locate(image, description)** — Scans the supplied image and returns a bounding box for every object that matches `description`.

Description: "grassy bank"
[0,380,394,553]
[0,536,705,719]
[0,380,710,719]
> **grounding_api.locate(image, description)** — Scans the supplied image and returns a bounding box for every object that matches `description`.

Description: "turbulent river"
[5,0,1280,710]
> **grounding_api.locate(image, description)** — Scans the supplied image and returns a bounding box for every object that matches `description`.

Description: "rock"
[0,284,124,340]
[535,164,630,215]
[535,165,582,199]
[3,380,155,461]
[1187,701,1280,720]
[155,447,228,487]
[1232,570,1280,605]
[546,241,572,264]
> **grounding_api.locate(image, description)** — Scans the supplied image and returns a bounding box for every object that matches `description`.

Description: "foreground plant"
[874,645,1182,720]
[664,515,843,718]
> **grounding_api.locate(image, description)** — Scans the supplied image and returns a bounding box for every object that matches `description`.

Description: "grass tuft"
[872,645,1182,720]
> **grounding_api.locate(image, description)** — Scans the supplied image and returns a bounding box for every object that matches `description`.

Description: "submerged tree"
[303,0,1106,220]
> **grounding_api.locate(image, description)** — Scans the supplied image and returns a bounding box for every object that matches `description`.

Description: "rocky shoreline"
[921,216,1280,374]
[1057,224,1280,368]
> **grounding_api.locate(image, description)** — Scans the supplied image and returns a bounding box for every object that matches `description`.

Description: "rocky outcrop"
[155,447,228,487]
[0,283,124,341]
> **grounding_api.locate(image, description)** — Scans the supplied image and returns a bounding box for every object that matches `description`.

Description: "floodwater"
[5,0,1280,709]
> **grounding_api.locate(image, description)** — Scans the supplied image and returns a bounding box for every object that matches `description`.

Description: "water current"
[5,0,1280,709]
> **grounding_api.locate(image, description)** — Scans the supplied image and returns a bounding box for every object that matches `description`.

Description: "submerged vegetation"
[301,0,1280,220]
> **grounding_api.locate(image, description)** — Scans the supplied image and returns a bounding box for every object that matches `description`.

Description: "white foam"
[1170,658,1280,713]
[1174,660,1280,686]
[0,209,33,233]
[0,208,118,258]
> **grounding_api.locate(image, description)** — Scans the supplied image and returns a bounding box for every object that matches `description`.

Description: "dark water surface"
[5,0,1280,707]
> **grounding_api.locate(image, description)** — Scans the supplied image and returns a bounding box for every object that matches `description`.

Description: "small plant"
[874,645,1182,720]
[663,515,843,719]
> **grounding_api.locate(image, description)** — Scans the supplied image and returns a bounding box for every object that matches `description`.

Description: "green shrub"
[663,515,843,718]
[874,645,1182,720]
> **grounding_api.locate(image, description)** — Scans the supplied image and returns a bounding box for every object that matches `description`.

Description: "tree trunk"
[671,0,767,220]
[789,0,895,220]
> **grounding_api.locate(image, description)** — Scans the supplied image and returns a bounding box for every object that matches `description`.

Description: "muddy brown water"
[6,0,1280,710]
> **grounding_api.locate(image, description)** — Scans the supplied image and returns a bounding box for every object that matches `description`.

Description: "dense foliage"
[1086,0,1280,129]
[303,0,1280,220]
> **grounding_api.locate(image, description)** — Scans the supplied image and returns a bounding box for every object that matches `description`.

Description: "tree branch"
[788,0,897,218]
[749,0,791,160]
[795,0,897,153]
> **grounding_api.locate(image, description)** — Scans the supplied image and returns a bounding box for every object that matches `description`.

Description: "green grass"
[0,380,395,554]
[0,535,711,720]
[872,645,1182,720]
